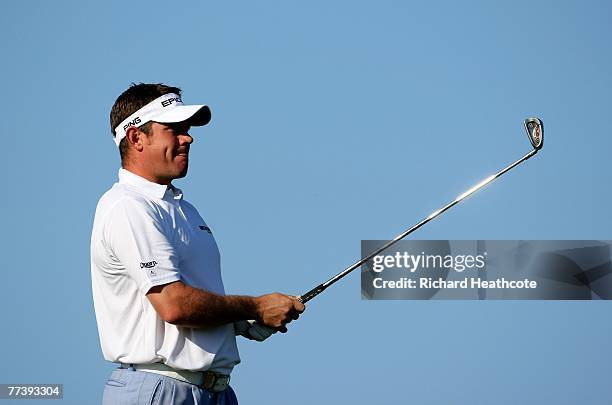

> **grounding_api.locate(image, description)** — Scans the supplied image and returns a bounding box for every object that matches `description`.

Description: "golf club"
[299,117,544,304]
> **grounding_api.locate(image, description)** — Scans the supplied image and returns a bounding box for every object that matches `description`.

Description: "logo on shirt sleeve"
[198,225,212,234]
[140,260,158,269]
[140,260,158,277]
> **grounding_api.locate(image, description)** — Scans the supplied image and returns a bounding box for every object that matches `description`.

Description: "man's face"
[140,122,193,184]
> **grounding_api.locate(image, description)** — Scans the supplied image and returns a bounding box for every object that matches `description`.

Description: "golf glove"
[234,320,275,342]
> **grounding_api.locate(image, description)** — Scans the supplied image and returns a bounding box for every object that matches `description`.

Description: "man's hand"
[254,293,305,332]
[234,320,276,342]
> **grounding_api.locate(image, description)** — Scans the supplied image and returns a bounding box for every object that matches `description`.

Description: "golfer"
[91,83,305,405]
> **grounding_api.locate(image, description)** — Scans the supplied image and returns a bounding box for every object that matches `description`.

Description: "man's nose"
[179,133,193,145]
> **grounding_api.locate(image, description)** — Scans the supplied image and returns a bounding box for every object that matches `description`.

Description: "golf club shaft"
[299,148,538,304]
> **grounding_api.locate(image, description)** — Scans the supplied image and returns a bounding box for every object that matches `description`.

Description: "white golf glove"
[234,320,276,342]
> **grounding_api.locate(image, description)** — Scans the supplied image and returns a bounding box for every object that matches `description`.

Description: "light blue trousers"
[102,366,239,405]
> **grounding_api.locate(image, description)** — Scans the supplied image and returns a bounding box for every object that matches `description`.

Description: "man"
[91,83,305,405]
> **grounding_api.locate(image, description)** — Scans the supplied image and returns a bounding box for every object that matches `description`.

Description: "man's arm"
[147,280,304,330]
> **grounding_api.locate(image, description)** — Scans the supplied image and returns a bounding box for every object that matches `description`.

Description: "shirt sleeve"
[105,197,181,294]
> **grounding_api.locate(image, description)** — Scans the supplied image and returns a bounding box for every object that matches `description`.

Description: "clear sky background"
[1,1,611,404]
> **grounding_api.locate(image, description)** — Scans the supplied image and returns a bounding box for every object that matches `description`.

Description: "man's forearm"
[148,281,259,328]
[148,281,304,330]
[178,288,259,328]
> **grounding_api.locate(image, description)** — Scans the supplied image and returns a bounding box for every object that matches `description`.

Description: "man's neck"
[122,165,171,186]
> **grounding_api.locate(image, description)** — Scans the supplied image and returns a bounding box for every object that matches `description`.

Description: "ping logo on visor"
[113,93,211,147]
[122,117,142,131]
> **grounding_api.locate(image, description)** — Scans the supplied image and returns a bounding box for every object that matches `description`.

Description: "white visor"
[113,93,211,146]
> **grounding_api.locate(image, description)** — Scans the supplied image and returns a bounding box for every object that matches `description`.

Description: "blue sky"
[1,1,611,404]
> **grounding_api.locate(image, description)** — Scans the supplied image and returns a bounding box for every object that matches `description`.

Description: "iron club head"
[524,117,544,151]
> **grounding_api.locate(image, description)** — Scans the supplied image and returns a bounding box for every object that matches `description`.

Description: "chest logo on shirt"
[198,225,212,234]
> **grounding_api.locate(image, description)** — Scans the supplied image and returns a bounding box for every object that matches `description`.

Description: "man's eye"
[169,126,189,134]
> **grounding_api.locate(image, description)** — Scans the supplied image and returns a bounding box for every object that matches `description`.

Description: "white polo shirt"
[90,169,240,374]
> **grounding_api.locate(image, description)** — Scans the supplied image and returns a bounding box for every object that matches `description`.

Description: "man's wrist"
[225,295,261,323]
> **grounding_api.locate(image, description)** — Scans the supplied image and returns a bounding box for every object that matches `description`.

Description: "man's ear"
[125,127,144,152]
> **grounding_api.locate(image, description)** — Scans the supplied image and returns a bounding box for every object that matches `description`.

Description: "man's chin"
[175,168,188,179]
[172,159,189,178]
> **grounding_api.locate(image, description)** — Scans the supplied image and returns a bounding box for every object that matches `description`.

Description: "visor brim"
[153,105,211,127]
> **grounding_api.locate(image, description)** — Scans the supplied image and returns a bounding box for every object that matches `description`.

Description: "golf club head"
[524,117,544,150]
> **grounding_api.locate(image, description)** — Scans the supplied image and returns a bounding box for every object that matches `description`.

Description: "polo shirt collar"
[118,168,183,200]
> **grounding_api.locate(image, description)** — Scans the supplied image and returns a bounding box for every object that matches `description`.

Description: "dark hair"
[110,83,182,163]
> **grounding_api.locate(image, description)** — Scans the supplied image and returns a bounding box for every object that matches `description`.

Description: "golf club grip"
[299,284,325,303]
